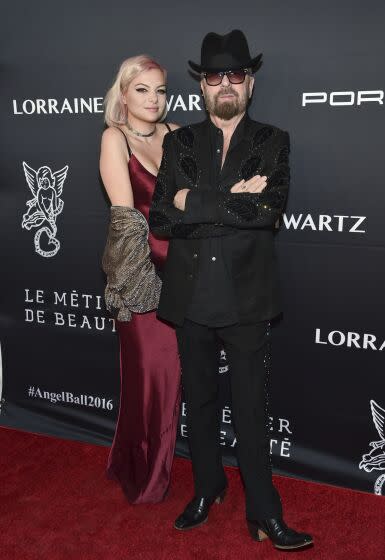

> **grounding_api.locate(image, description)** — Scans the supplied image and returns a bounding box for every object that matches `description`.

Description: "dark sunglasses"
[202,69,251,86]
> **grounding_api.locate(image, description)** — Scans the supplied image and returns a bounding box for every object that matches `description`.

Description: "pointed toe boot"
[174,487,227,531]
[247,517,313,550]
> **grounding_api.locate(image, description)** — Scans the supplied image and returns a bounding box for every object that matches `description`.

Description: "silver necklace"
[126,122,156,137]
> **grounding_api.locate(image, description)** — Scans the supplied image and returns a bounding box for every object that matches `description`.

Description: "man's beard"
[204,87,248,120]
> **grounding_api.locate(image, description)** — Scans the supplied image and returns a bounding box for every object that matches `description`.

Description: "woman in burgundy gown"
[99,55,180,503]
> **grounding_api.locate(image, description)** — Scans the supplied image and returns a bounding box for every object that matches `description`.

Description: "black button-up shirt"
[184,116,248,327]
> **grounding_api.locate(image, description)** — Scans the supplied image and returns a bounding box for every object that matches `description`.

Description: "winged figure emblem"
[21,161,68,257]
[359,400,385,495]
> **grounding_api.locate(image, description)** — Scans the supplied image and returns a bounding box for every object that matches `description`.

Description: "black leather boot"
[247,517,313,550]
[174,487,227,530]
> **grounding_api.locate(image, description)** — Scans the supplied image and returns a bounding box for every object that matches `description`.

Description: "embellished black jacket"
[149,114,290,326]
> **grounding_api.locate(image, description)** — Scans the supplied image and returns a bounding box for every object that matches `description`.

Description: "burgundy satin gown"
[107,153,181,504]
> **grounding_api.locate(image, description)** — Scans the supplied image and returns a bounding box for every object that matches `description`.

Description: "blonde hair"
[104,55,167,127]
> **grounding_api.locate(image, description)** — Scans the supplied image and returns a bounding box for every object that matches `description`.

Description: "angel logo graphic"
[359,400,385,495]
[21,161,68,257]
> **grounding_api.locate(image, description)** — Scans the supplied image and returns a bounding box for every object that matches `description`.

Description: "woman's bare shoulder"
[101,127,130,161]
[101,126,127,146]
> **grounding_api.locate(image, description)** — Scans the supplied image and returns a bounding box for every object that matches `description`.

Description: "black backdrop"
[1,0,384,496]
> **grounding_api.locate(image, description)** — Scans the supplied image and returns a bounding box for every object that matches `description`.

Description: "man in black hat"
[149,30,313,550]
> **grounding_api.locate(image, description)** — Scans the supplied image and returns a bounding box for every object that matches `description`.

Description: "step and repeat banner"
[1,1,384,496]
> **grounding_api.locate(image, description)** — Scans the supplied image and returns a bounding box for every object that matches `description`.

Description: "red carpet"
[0,427,384,560]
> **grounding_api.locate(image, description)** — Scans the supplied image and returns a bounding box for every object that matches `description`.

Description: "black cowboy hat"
[188,29,262,74]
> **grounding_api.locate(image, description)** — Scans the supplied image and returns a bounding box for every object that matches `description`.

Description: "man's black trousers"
[176,319,283,520]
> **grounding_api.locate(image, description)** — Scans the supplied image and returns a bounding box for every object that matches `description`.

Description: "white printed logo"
[359,400,385,495]
[302,91,384,107]
[22,162,68,257]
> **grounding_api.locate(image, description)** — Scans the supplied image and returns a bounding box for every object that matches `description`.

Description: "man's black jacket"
[149,114,290,326]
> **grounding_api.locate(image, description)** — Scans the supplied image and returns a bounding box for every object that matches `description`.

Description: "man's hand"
[231,175,267,194]
[173,188,190,211]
